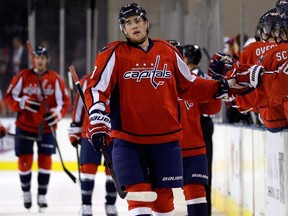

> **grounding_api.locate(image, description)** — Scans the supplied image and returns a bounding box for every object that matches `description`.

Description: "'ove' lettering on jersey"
[123,55,171,89]
[255,44,277,56]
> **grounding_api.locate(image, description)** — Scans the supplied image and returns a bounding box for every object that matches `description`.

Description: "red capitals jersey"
[258,102,288,130]
[179,98,221,157]
[85,39,220,144]
[259,43,288,100]
[257,42,288,130]
[261,60,288,98]
[261,42,288,71]
[71,74,90,138]
[233,41,288,130]
[234,41,277,110]
[5,69,69,133]
[259,42,288,98]
[239,41,277,65]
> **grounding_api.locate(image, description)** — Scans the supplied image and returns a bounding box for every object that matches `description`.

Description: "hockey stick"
[68,65,157,202]
[8,123,44,141]
[27,41,77,183]
[68,71,81,182]
[202,47,211,61]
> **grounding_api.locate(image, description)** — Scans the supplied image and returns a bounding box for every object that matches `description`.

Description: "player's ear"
[123,30,129,38]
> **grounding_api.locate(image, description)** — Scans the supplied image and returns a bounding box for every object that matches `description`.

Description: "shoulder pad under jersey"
[99,41,125,53]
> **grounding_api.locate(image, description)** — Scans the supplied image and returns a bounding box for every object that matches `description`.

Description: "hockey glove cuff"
[19,96,40,113]
[208,53,234,78]
[234,64,263,88]
[214,75,229,99]
[68,122,82,147]
[44,108,62,127]
[86,102,111,152]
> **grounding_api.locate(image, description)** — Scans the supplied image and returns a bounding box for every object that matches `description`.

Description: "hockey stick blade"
[123,191,157,202]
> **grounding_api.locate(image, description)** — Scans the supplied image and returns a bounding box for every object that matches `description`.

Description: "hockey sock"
[127,183,153,211]
[152,188,174,213]
[18,154,33,192]
[105,175,117,205]
[37,154,52,195]
[184,183,208,216]
[19,171,32,192]
[187,202,208,216]
[80,164,97,205]
[81,178,95,205]
[37,171,50,195]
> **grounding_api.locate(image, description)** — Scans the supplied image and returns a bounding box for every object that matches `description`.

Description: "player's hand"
[44,108,62,127]
[226,77,254,96]
[214,75,229,99]
[68,122,82,147]
[19,96,40,113]
[214,75,254,99]
[0,125,6,138]
[208,53,234,77]
[232,64,263,88]
[86,102,111,152]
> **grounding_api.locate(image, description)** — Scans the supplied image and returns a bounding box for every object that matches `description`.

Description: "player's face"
[123,15,149,44]
[34,55,48,73]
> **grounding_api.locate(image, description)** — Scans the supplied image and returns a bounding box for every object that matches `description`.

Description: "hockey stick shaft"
[27,41,77,183]
[68,71,81,181]
[8,122,44,141]
[8,133,41,141]
[69,65,157,202]
[202,47,211,60]
[68,66,123,191]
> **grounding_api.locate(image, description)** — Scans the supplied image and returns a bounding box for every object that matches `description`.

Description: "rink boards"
[212,124,288,216]
[1,118,288,216]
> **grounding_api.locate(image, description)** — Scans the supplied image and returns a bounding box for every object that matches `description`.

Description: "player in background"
[182,44,215,216]
[179,44,222,216]
[68,74,118,216]
[233,4,288,131]
[239,9,278,65]
[84,3,244,215]
[209,8,288,132]
[233,8,288,132]
[4,46,69,210]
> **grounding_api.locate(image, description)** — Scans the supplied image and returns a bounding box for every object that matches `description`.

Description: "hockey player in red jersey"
[209,7,288,132]
[68,74,118,216]
[235,12,288,131]
[233,9,288,132]
[84,3,245,215]
[181,44,218,216]
[4,46,69,210]
[179,44,222,216]
[179,96,221,216]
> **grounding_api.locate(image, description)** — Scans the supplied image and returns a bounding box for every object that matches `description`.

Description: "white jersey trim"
[186,197,207,205]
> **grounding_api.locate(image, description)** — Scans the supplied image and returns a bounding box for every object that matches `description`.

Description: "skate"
[105,204,118,216]
[37,194,48,212]
[23,191,32,209]
[79,204,92,216]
